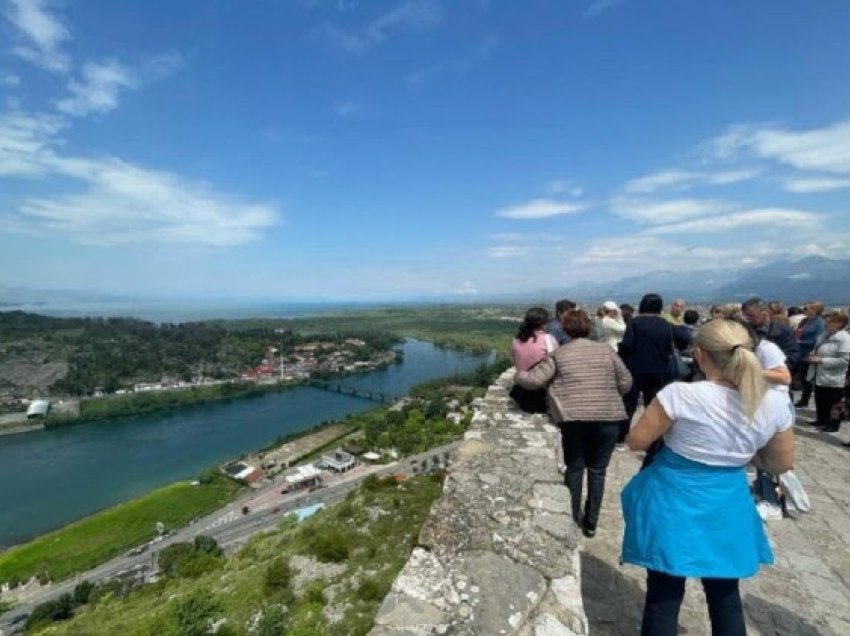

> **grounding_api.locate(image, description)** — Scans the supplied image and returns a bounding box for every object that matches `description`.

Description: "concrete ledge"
[371,370,588,635]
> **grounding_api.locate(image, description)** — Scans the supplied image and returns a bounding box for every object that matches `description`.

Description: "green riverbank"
[0,474,242,587]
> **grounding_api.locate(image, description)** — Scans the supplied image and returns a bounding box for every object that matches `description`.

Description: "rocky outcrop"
[371,370,588,636]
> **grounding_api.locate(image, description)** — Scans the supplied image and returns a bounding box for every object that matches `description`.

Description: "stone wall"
[371,370,588,635]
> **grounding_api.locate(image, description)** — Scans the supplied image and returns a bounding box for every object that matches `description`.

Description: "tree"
[193,535,222,556]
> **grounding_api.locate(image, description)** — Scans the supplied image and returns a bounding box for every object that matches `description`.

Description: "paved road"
[581,401,850,636]
[0,443,458,634]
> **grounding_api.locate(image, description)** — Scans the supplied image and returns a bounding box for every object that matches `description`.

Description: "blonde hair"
[806,301,825,316]
[695,319,766,422]
[719,303,742,321]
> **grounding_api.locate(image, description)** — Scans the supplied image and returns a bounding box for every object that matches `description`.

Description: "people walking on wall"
[601,301,627,350]
[742,297,801,374]
[793,301,825,407]
[807,311,850,432]
[510,307,559,413]
[515,310,632,538]
[618,294,689,451]
[662,298,686,325]
[547,299,576,346]
[621,318,796,636]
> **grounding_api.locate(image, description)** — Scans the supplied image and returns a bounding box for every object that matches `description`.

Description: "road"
[0,442,458,634]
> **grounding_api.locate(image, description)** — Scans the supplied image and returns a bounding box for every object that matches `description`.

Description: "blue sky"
[1,0,849,301]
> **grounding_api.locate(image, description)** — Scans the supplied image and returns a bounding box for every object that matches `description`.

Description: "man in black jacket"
[741,297,801,372]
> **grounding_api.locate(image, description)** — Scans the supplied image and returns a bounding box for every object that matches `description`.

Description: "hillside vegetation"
[29,474,444,635]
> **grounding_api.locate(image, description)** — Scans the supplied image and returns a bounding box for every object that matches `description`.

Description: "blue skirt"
[621,446,773,579]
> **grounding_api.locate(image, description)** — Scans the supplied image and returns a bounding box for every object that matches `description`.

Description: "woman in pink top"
[510,307,558,413]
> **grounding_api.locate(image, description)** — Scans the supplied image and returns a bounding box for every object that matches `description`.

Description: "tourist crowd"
[510,294,850,636]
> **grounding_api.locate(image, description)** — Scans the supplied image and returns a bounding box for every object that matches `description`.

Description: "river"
[0,339,492,547]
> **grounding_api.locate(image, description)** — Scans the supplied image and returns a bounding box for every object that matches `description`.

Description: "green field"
[0,475,241,586]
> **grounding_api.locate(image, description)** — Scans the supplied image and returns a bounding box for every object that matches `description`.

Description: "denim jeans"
[559,420,620,529]
[642,569,745,636]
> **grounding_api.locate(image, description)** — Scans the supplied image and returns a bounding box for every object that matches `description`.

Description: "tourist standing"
[662,298,686,325]
[794,301,825,407]
[618,294,688,449]
[742,297,800,374]
[622,319,795,636]
[600,301,627,350]
[547,299,576,346]
[510,307,558,413]
[516,310,632,538]
[807,312,850,432]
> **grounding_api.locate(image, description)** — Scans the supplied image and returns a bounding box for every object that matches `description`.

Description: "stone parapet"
[371,370,588,635]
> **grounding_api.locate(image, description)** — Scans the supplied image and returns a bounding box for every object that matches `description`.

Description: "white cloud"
[494,198,585,220]
[783,177,850,193]
[0,111,65,176]
[4,0,71,73]
[367,1,442,42]
[489,246,528,258]
[56,60,138,117]
[314,1,442,53]
[647,208,821,235]
[405,36,497,87]
[586,0,626,17]
[705,118,850,174]
[612,197,732,224]
[0,71,21,87]
[0,111,280,246]
[623,167,761,194]
[548,179,583,197]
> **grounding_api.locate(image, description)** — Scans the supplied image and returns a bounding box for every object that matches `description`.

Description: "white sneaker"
[757,501,783,521]
[615,443,627,452]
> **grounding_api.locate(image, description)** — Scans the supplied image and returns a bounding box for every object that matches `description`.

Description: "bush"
[302,579,326,604]
[193,535,222,556]
[256,605,289,636]
[264,557,294,600]
[356,577,387,602]
[73,580,95,605]
[26,593,74,629]
[307,528,350,563]
[176,550,222,579]
[197,467,217,484]
[172,590,221,636]
[157,542,194,576]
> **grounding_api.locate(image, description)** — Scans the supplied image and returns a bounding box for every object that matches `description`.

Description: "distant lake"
[0,339,493,547]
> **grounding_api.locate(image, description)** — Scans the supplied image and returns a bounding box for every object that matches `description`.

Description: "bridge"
[308,380,392,403]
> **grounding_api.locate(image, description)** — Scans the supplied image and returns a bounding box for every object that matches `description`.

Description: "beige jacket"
[516,338,632,423]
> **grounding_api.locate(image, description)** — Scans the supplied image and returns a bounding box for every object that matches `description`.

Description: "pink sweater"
[512,331,558,372]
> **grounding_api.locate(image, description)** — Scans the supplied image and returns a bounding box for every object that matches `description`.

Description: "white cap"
[602,301,619,311]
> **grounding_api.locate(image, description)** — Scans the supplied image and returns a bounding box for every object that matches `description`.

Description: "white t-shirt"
[658,382,794,467]
[756,339,790,394]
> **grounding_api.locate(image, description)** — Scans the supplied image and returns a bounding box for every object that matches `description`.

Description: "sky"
[1,0,849,301]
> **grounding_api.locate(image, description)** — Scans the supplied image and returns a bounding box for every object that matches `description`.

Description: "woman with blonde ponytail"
[620,319,796,636]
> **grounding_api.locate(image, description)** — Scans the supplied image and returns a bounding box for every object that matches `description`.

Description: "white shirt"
[658,382,794,467]
[601,315,626,350]
[756,339,790,394]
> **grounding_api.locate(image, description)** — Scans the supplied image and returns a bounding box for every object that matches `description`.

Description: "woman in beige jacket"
[516,310,633,537]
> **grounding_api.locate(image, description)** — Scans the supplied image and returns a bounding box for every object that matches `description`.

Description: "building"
[282,464,322,492]
[321,449,357,473]
[26,399,50,419]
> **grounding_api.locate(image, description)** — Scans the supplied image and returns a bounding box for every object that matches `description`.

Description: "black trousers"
[559,420,620,529]
[814,384,844,427]
[642,570,745,636]
[620,373,667,442]
[795,361,812,403]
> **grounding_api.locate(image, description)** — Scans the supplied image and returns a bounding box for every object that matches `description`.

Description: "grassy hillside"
[30,474,443,635]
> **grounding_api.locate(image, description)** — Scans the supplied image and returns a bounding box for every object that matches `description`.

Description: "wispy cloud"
[783,177,850,193]
[585,0,626,17]
[494,198,586,220]
[647,208,821,235]
[0,71,21,87]
[488,246,528,258]
[612,197,733,224]
[0,112,280,246]
[55,60,138,117]
[623,167,762,194]
[405,36,498,87]
[4,0,71,73]
[548,178,583,197]
[704,118,850,174]
[314,0,442,53]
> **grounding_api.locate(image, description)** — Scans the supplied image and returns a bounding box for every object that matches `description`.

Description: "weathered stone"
[373,592,447,629]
